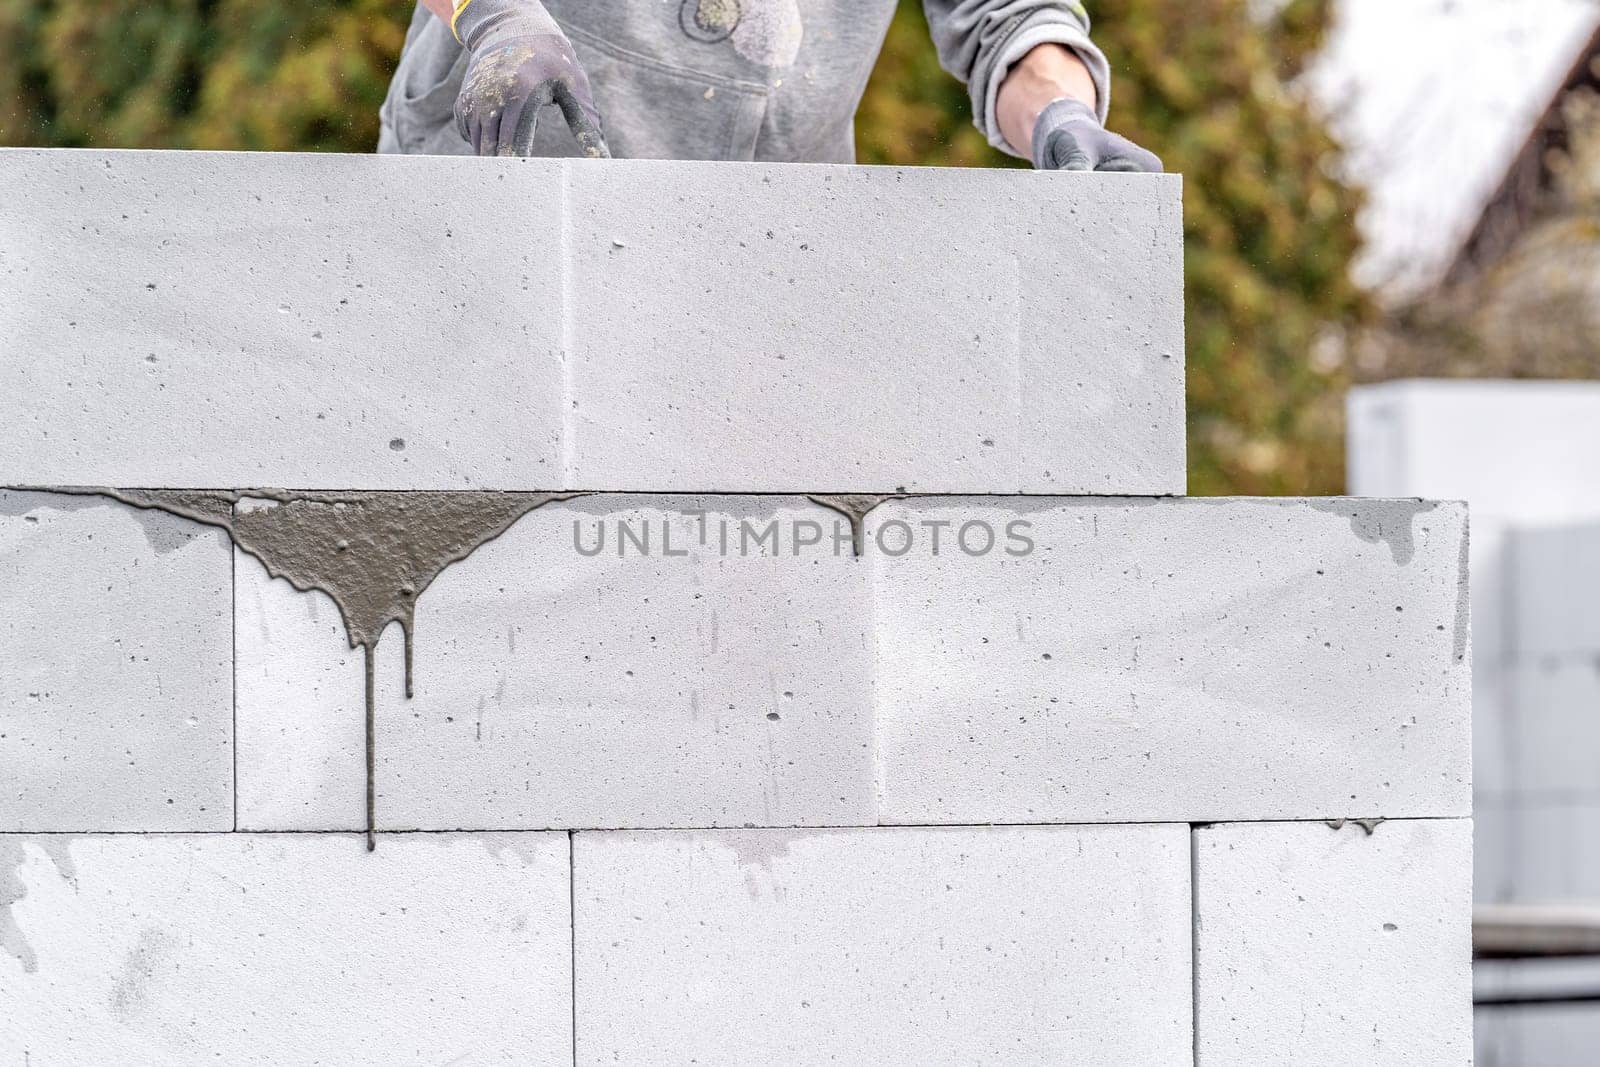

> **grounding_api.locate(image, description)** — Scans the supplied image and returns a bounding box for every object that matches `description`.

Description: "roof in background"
[1308,0,1600,299]
[1439,19,1600,289]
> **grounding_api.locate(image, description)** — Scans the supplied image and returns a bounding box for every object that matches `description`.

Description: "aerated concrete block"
[1505,799,1600,902]
[874,497,1471,824]
[1193,819,1473,1066]
[572,824,1192,1065]
[373,496,875,830]
[0,490,231,831]
[1509,521,1600,657]
[0,149,564,489]
[233,550,366,831]
[0,832,572,1064]
[563,161,1184,493]
[1348,379,1600,523]
[1507,658,1600,799]
[1,149,1184,494]
[232,493,1467,830]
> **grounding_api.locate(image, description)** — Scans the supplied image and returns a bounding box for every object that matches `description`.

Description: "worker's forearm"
[995,43,1098,159]
[420,0,453,25]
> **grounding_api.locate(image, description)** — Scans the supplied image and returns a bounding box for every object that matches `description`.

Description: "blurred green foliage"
[0,0,410,150]
[0,0,1366,493]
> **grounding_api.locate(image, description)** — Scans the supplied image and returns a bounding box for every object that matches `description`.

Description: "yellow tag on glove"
[450,0,475,43]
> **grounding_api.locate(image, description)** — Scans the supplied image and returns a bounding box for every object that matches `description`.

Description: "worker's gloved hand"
[1032,98,1162,173]
[452,0,609,158]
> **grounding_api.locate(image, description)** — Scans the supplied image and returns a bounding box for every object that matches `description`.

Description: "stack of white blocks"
[1,150,1471,1064]
[1351,380,1600,1063]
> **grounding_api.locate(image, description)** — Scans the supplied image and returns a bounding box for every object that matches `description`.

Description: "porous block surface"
[233,550,367,831]
[0,833,573,1064]
[376,496,875,830]
[0,490,232,831]
[1193,819,1472,1065]
[874,496,1471,825]
[0,149,1184,494]
[562,161,1184,493]
[572,824,1192,1065]
[220,495,1471,831]
[0,150,565,489]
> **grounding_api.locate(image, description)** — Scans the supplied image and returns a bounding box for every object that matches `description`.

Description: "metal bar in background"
[1475,904,1600,960]
[1476,992,1600,1007]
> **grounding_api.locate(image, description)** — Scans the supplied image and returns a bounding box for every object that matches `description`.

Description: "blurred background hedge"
[0,0,1368,494]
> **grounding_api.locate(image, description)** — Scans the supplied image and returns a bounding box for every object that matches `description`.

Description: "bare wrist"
[996,43,1099,158]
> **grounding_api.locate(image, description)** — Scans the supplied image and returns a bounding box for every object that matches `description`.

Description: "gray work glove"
[1032,98,1162,173]
[452,0,609,158]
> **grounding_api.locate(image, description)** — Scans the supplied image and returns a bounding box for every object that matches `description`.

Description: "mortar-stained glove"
[451,0,609,158]
[1032,97,1162,173]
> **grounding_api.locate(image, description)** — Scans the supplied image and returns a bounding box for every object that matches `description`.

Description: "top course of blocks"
[0,149,1184,494]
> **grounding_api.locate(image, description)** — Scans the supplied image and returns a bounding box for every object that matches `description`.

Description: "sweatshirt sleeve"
[921,0,1110,157]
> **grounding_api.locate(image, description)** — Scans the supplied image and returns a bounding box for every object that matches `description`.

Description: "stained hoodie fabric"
[378,0,1109,162]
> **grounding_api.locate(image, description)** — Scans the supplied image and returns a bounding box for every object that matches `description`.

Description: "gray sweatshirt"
[378,0,1109,162]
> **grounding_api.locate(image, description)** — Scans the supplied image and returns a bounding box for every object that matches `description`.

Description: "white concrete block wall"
[217,495,1469,831]
[1193,819,1473,1066]
[0,149,1184,495]
[0,152,1473,1061]
[0,151,567,490]
[562,162,1185,494]
[234,550,367,832]
[874,496,1470,825]
[1349,380,1600,1065]
[377,496,876,830]
[0,833,574,1064]
[2,485,1472,1060]
[572,825,1193,1065]
[0,490,232,831]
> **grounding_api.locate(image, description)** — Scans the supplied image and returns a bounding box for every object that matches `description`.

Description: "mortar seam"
[1190,823,1201,1066]
[230,532,238,833]
[569,829,578,1067]
[0,815,1473,837]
